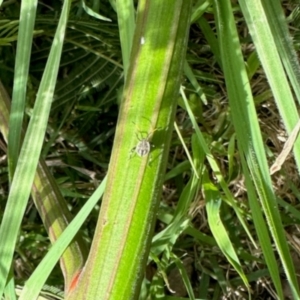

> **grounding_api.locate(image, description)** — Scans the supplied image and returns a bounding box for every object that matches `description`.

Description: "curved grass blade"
[203,171,250,292]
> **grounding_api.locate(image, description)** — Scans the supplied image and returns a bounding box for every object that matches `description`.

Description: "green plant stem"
[67,0,192,299]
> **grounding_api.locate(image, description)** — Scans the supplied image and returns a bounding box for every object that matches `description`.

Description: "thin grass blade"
[0,0,72,296]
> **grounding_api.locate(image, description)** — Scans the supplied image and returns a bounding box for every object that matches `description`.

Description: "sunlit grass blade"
[7,0,37,180]
[0,0,72,296]
[239,0,300,172]
[262,0,300,106]
[0,82,87,293]
[115,0,135,77]
[19,177,107,300]
[214,0,300,297]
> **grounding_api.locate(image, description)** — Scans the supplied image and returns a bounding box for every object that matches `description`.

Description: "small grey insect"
[130,126,157,158]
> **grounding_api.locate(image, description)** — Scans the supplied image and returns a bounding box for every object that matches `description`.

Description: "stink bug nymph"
[130,125,158,158]
[135,137,151,157]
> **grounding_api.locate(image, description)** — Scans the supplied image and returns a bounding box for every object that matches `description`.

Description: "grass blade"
[0,0,71,296]
[213,0,300,297]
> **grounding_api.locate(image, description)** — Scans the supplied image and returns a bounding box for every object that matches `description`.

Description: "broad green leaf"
[67,1,192,299]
